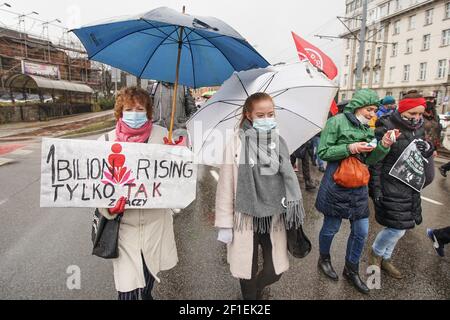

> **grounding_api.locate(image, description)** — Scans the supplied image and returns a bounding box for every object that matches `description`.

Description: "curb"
[59,126,115,139]
[0,111,114,140]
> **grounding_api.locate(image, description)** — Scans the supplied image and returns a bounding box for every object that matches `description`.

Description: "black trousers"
[434,227,450,245]
[442,162,450,172]
[118,253,155,300]
[290,152,312,183]
[240,232,282,300]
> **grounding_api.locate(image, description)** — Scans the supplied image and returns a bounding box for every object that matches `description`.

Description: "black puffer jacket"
[369,112,432,230]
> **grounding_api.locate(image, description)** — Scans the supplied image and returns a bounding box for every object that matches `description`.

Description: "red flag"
[330,100,338,116]
[291,31,338,80]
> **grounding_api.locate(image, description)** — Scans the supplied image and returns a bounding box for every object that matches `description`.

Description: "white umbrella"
[186,61,338,167]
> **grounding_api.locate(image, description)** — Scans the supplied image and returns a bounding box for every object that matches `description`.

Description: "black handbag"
[91,209,122,259]
[287,226,312,259]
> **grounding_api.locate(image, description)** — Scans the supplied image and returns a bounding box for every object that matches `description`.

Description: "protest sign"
[40,138,197,209]
[389,140,425,192]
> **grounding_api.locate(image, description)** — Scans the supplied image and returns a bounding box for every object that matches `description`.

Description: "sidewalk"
[0,110,114,141]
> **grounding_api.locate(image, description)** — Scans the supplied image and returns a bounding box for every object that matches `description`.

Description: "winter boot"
[318,254,339,281]
[343,261,370,294]
[381,259,404,279]
[368,249,382,269]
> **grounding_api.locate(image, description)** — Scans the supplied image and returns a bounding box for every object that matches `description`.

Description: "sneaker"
[427,229,445,257]
[439,167,448,178]
[319,166,326,173]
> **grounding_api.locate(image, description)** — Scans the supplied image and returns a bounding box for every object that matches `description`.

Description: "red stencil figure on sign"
[102,143,135,186]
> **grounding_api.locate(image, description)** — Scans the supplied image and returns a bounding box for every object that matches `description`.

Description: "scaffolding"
[0,25,102,95]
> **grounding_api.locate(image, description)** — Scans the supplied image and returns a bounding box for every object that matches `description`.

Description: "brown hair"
[404,90,423,100]
[114,86,153,121]
[239,92,274,128]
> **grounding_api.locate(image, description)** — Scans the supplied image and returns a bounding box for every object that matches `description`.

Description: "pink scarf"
[115,118,153,143]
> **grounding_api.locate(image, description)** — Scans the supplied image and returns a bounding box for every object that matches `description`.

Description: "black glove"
[415,140,434,158]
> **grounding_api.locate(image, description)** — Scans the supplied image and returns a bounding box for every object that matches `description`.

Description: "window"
[442,29,450,46]
[343,74,348,86]
[373,69,381,84]
[422,34,431,50]
[438,59,448,79]
[345,55,350,66]
[346,39,351,50]
[376,47,382,60]
[406,39,413,54]
[445,2,450,19]
[419,62,427,80]
[393,20,401,35]
[425,9,434,25]
[403,65,410,81]
[389,66,396,82]
[342,93,347,101]
[365,49,371,63]
[408,15,416,30]
[363,71,369,85]
[391,43,398,56]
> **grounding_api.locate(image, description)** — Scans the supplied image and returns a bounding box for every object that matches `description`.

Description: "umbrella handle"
[167,25,185,142]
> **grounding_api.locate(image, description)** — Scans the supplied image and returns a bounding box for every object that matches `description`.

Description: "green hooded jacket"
[318,89,390,165]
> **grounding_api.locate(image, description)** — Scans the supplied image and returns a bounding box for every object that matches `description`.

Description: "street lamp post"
[355,0,368,90]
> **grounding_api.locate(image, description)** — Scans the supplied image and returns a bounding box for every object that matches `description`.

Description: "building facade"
[340,0,450,113]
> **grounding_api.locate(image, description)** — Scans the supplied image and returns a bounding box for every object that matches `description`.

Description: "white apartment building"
[340,0,450,112]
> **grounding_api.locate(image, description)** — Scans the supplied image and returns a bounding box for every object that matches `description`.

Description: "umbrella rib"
[186,99,245,125]
[89,25,154,60]
[198,106,242,152]
[254,73,276,93]
[185,31,197,89]
[188,43,217,49]
[139,31,178,43]
[276,106,323,130]
[187,35,226,42]
[235,73,249,97]
[141,19,180,42]
[260,74,277,93]
[182,28,196,42]
[269,85,337,98]
[88,22,180,60]
[189,29,237,72]
[138,27,180,79]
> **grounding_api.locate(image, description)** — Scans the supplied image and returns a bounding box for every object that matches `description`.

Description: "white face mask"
[356,113,370,125]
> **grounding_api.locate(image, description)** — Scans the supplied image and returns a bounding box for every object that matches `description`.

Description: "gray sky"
[0,0,345,65]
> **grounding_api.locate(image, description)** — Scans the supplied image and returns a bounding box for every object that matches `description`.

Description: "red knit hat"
[398,97,427,114]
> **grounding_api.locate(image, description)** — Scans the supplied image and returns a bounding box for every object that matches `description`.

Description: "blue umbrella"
[71,6,269,142]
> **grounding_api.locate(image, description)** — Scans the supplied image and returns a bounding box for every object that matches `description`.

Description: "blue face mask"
[252,118,277,132]
[122,112,148,129]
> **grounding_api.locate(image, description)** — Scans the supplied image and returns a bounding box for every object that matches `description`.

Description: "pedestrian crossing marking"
[210,170,219,182]
[0,158,14,166]
[10,149,33,156]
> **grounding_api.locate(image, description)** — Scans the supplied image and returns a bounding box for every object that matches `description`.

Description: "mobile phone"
[366,139,378,148]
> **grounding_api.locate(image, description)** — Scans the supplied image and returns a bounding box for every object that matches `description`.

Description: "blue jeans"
[372,228,406,260]
[312,136,325,168]
[319,216,369,265]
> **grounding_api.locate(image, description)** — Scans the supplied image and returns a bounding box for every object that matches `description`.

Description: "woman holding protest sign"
[215,92,306,300]
[368,91,435,280]
[315,89,397,295]
[95,86,178,300]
